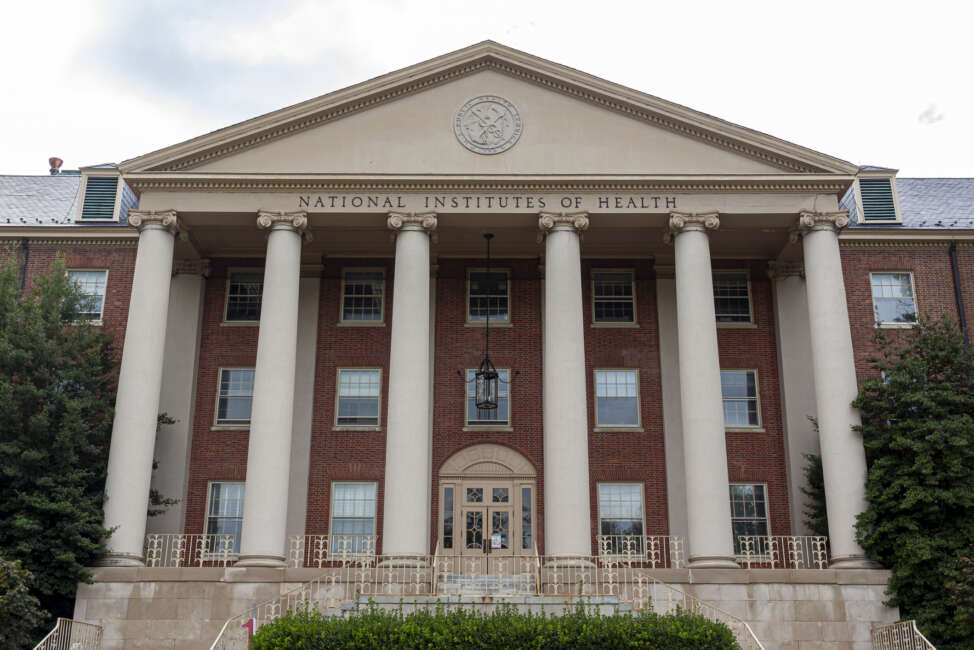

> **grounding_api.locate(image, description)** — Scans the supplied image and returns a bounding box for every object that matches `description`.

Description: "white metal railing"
[434,552,541,595]
[144,533,236,567]
[736,535,830,569]
[287,534,378,568]
[646,578,764,650]
[597,535,685,568]
[871,620,937,649]
[34,618,103,650]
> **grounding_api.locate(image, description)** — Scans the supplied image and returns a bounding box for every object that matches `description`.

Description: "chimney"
[49,157,63,175]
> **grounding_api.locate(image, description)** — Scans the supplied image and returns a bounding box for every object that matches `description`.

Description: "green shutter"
[80,177,119,220]
[859,178,897,222]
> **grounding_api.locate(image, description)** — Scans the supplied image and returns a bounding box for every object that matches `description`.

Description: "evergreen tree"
[0,254,114,636]
[853,317,974,649]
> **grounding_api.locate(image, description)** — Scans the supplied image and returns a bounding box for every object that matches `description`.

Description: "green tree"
[800,452,829,538]
[0,254,115,635]
[853,317,974,649]
[0,558,45,649]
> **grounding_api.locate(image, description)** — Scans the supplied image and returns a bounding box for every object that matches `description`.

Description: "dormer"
[847,167,902,224]
[74,165,137,223]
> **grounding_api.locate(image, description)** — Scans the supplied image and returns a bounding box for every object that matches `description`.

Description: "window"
[68,269,108,320]
[468,270,509,323]
[216,369,255,425]
[729,484,770,555]
[341,269,384,322]
[720,370,760,428]
[224,271,263,322]
[336,369,381,427]
[465,369,510,426]
[330,482,377,553]
[713,272,751,323]
[592,271,635,323]
[870,272,917,325]
[205,482,245,553]
[598,483,644,554]
[595,369,639,427]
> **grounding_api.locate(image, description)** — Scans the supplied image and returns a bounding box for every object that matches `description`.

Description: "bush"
[0,558,45,650]
[251,603,740,649]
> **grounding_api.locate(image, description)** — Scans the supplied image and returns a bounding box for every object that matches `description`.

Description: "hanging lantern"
[475,233,499,410]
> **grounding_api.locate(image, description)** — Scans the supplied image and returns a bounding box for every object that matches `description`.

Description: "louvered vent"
[80,177,119,220]
[859,178,897,222]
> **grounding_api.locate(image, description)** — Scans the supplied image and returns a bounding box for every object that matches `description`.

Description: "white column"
[668,212,738,568]
[539,212,592,558]
[236,211,307,567]
[382,212,436,556]
[101,210,180,565]
[798,211,873,568]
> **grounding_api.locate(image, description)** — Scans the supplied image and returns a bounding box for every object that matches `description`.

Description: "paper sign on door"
[491,533,502,549]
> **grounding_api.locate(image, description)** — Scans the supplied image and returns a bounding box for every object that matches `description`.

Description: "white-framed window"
[720,370,760,428]
[224,270,263,322]
[594,369,640,427]
[216,368,255,425]
[870,272,917,326]
[205,481,245,554]
[341,269,385,323]
[592,270,635,324]
[336,369,381,427]
[598,483,645,554]
[465,369,510,426]
[713,271,752,323]
[729,483,770,555]
[330,482,377,553]
[467,269,510,323]
[67,269,108,321]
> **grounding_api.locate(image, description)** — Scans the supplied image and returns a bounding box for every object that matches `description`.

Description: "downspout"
[949,240,969,345]
[18,237,29,294]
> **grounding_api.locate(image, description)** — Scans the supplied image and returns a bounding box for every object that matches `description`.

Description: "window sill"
[462,425,513,432]
[593,426,644,433]
[211,425,250,431]
[333,426,382,432]
[337,321,386,327]
[725,426,765,433]
[875,322,917,329]
[464,321,513,328]
[221,321,259,327]
[591,322,639,328]
[716,322,757,329]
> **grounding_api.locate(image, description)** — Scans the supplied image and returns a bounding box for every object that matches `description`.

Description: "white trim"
[66,267,109,322]
[853,173,903,225]
[203,480,245,554]
[729,482,772,547]
[464,367,511,427]
[74,170,123,223]
[596,481,647,540]
[328,480,378,542]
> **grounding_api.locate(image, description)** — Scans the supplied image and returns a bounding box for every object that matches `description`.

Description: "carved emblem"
[454,95,522,155]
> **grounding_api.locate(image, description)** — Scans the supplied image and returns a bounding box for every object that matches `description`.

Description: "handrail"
[647,578,764,650]
[871,620,937,649]
[34,618,103,650]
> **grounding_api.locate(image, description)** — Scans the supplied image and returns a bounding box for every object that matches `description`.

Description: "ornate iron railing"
[736,535,830,569]
[596,535,685,568]
[144,533,236,567]
[33,618,103,650]
[871,620,937,649]
[287,534,378,568]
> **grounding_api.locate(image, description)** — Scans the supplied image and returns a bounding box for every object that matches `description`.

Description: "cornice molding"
[121,44,855,176]
[0,236,138,248]
[838,239,952,250]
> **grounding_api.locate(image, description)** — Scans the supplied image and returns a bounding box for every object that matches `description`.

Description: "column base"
[829,555,881,570]
[688,555,740,569]
[94,553,145,567]
[234,554,287,568]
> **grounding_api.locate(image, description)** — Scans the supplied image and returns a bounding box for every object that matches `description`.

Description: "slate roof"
[0,173,133,227]
[843,178,974,230]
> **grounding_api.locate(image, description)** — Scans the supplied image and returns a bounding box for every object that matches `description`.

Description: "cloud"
[918,104,945,125]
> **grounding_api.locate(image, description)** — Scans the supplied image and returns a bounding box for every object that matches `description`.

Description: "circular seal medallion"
[454,95,523,155]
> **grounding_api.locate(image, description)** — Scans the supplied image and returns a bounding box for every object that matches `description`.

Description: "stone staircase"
[436,572,537,595]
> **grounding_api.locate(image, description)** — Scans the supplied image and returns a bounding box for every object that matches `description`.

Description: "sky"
[0,0,970,177]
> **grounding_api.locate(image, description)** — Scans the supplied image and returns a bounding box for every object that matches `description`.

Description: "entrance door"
[459,484,514,573]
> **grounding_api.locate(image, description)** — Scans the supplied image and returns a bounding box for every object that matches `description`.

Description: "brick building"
[4,42,972,648]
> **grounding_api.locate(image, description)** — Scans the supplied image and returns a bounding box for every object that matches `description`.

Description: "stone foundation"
[74,567,898,649]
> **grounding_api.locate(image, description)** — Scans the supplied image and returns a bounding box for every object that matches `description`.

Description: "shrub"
[0,558,45,650]
[251,602,740,649]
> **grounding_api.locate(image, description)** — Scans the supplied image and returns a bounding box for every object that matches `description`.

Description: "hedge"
[251,603,740,649]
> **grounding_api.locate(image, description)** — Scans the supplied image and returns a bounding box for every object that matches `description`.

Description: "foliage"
[148,413,179,518]
[0,255,115,631]
[853,317,974,649]
[946,556,974,641]
[251,602,740,649]
[800,453,829,538]
[0,557,45,650]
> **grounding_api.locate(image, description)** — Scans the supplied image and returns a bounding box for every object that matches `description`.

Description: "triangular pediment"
[120,42,857,177]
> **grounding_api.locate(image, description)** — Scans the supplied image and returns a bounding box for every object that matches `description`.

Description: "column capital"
[128,209,182,236]
[664,211,719,244]
[767,260,804,279]
[387,212,437,232]
[538,211,589,233]
[797,210,850,233]
[257,210,310,241]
